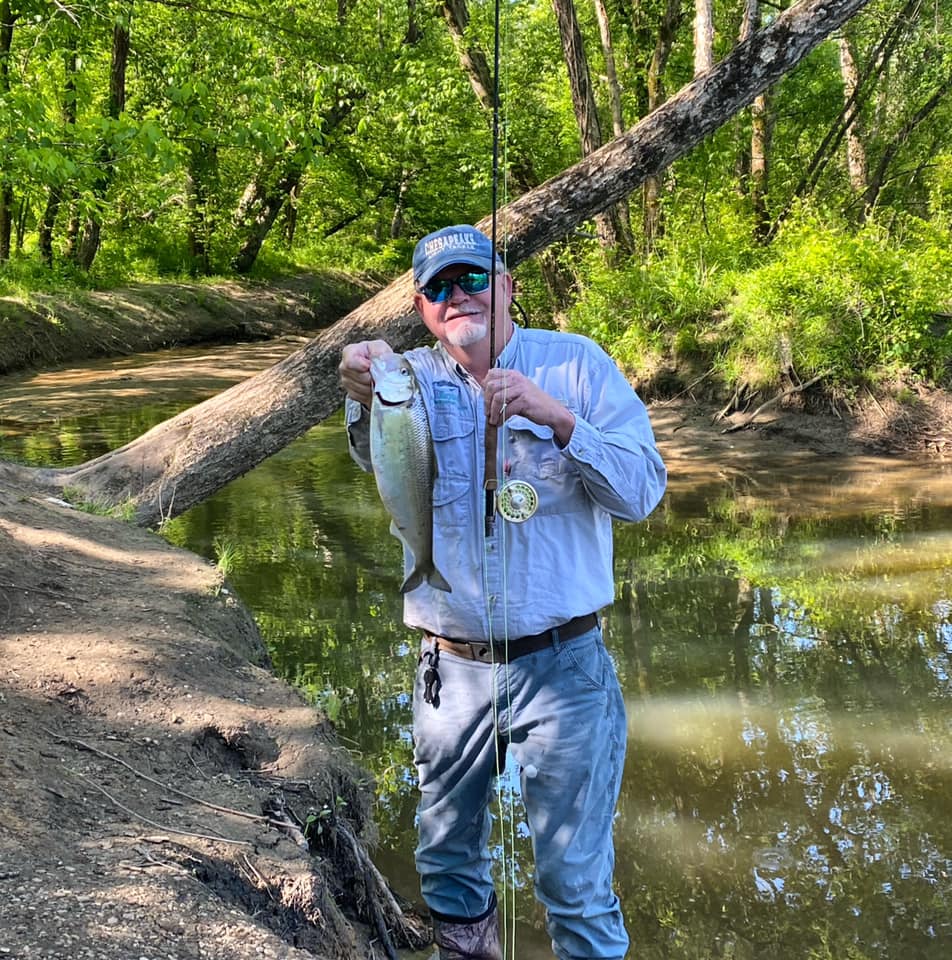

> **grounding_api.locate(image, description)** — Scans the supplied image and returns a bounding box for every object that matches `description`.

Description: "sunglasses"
[418,271,491,303]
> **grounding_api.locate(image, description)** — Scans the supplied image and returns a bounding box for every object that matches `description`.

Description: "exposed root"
[722,372,828,433]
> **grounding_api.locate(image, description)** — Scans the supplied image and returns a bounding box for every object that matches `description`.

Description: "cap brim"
[415,252,504,288]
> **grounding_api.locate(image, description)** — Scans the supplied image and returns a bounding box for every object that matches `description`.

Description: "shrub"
[725,215,952,387]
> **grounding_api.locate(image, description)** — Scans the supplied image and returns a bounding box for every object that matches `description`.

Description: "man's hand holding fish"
[338,338,396,408]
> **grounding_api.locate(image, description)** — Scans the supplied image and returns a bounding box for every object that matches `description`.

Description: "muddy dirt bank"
[0,273,377,377]
[0,475,428,960]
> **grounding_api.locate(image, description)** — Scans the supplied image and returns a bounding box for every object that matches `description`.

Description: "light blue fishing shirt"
[345,324,667,643]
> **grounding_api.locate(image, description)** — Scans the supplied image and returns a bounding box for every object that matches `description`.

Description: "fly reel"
[496,480,538,523]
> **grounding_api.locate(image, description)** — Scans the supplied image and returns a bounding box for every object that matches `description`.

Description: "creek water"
[3,344,952,959]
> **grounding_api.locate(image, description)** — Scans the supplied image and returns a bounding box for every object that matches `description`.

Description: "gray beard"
[445,318,488,348]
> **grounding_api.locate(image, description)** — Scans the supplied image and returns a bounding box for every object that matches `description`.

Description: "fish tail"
[427,565,452,594]
[399,564,453,594]
[399,568,425,594]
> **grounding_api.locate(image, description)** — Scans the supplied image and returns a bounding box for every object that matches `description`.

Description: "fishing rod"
[482,0,504,539]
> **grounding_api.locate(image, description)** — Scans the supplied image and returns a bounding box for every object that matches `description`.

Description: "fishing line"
[480,0,520,953]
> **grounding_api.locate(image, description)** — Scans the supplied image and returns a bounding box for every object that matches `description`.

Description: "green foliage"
[557,195,952,391]
[724,214,952,386]
[212,536,242,593]
[562,201,763,376]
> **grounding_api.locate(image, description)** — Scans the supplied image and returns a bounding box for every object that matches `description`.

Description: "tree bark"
[551,0,625,250]
[733,0,756,191]
[440,0,495,112]
[750,88,772,241]
[231,99,356,273]
[74,19,131,271]
[440,0,565,298]
[643,0,683,249]
[860,71,952,217]
[591,0,634,248]
[772,0,920,234]
[694,0,714,76]
[232,161,305,273]
[838,32,868,196]
[10,0,874,526]
[552,0,602,157]
[0,0,17,262]
[593,0,625,138]
[39,44,81,267]
[742,0,772,243]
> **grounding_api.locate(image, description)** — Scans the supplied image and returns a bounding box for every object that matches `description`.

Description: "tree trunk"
[284,182,299,247]
[594,0,625,138]
[0,0,16,262]
[552,0,602,156]
[74,20,131,271]
[772,0,919,234]
[440,0,542,191]
[750,89,772,241]
[231,100,356,274]
[642,0,683,250]
[744,0,772,244]
[0,184,11,263]
[185,107,217,273]
[592,0,634,248]
[694,0,714,75]
[440,0,568,294]
[39,190,61,268]
[405,0,420,44]
[838,32,868,196]
[551,0,626,250]
[440,0,495,112]
[231,163,304,273]
[39,45,81,268]
[9,0,874,526]
[860,71,952,217]
[733,0,756,191]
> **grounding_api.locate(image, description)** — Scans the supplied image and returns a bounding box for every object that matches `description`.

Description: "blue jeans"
[412,625,629,959]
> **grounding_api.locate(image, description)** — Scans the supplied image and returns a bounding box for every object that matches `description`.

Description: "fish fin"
[399,568,425,594]
[427,566,452,594]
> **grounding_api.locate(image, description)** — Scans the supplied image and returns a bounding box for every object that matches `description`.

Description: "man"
[339,224,666,960]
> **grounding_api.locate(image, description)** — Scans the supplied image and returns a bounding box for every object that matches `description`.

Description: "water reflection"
[3,367,952,958]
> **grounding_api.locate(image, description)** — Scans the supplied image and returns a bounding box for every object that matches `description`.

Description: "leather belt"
[423,612,598,664]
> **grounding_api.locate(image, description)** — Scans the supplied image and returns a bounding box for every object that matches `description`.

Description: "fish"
[369,352,452,594]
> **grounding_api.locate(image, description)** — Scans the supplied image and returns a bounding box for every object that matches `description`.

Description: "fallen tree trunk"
[6,0,872,527]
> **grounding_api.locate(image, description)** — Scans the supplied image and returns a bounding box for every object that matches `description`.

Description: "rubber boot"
[431,904,502,960]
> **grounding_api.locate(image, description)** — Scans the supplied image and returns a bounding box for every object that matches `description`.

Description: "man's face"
[413,264,512,350]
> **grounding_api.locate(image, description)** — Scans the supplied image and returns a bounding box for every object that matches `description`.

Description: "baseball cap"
[412,225,506,288]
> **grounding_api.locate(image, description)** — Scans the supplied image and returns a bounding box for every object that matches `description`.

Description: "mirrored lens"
[420,272,491,303]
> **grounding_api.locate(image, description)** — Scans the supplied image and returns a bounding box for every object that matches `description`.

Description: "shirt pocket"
[429,388,476,528]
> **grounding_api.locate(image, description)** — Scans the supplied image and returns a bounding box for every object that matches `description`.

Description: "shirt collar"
[435,323,522,382]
